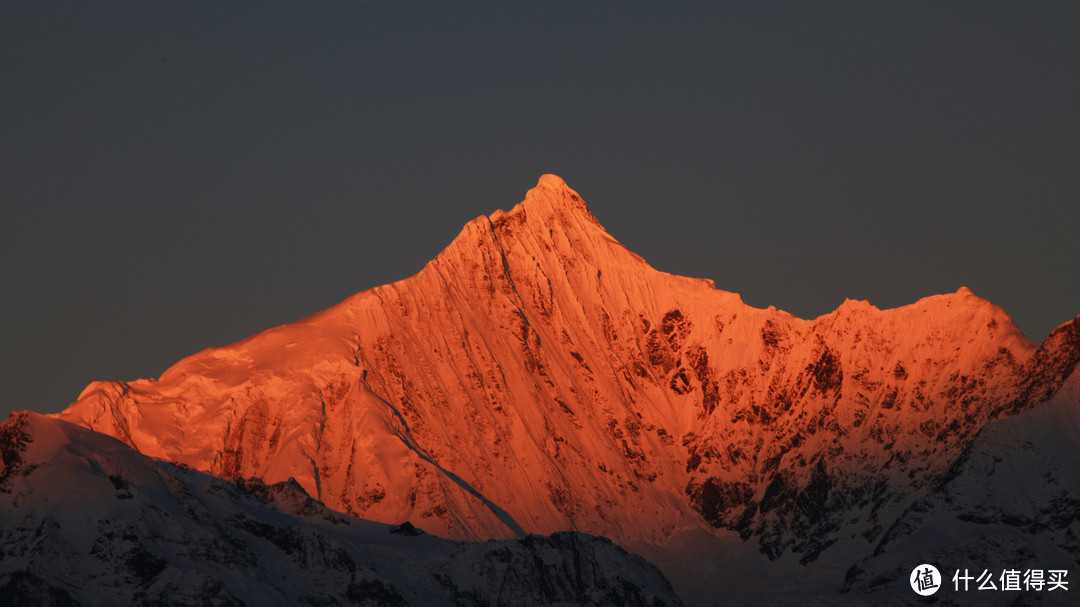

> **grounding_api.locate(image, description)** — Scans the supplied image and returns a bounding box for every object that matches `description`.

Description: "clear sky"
[3,2,1079,420]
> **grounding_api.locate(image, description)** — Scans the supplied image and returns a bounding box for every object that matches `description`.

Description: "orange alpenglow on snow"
[55,175,1080,593]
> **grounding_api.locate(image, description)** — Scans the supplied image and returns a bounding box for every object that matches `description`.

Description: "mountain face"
[841,365,1080,606]
[53,175,1080,602]
[0,412,682,607]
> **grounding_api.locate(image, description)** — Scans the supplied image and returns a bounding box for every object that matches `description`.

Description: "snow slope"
[0,411,682,606]
[840,346,1080,605]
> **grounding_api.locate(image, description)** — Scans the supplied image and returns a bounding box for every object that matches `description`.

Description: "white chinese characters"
[951,569,1068,592]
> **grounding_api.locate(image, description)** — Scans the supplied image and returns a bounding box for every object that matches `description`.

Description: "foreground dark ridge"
[0,411,683,606]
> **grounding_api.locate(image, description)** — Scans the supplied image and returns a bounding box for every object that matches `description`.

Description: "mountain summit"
[54,176,1080,603]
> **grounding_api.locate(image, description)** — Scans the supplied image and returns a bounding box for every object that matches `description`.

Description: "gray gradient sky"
[3,2,1079,420]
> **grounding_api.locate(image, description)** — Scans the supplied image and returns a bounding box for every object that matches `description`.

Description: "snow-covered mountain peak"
[426,175,661,309]
[535,172,571,191]
[47,176,1080,605]
[523,173,592,217]
[834,298,878,315]
[822,286,1034,357]
[482,173,583,215]
[487,173,603,242]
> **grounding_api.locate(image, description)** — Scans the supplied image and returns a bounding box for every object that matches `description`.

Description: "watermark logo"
[952,569,1069,592]
[910,564,941,596]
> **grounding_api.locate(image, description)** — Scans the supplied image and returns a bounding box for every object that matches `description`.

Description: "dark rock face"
[446,533,680,607]
[0,570,81,607]
[1016,316,1080,409]
[0,412,31,492]
[680,310,1080,567]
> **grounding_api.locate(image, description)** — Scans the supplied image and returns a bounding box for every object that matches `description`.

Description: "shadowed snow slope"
[840,365,1080,606]
[0,411,682,607]
[53,175,1080,604]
